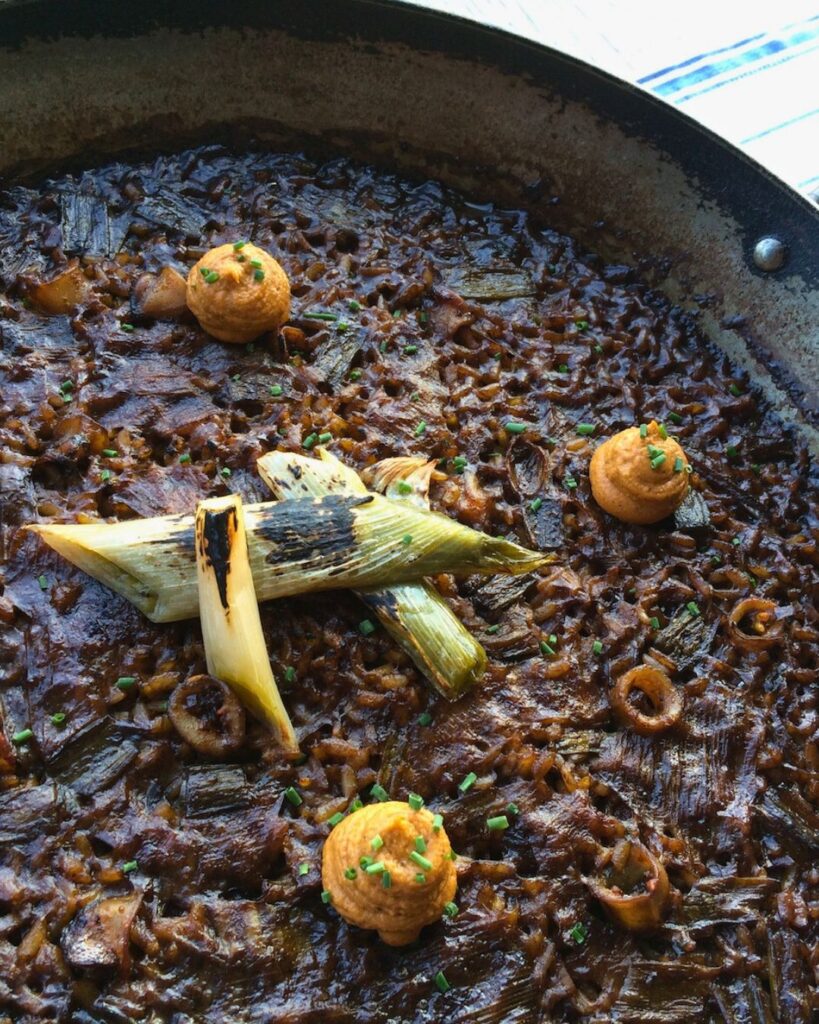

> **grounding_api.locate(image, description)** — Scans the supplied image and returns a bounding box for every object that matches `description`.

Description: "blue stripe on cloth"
[673,39,819,105]
[651,16,819,98]
[741,106,819,144]
[636,31,766,86]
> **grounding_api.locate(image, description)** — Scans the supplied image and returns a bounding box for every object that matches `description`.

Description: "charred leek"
[195,495,298,751]
[29,493,547,623]
[257,450,487,700]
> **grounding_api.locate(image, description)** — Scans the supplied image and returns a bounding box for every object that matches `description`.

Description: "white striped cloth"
[410,1,819,201]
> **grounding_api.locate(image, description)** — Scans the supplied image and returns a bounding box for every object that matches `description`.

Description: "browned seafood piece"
[587,840,670,931]
[30,262,91,313]
[728,597,785,650]
[610,665,682,735]
[167,674,245,756]
[132,266,188,318]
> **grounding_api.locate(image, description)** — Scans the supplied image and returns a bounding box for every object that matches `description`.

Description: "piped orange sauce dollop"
[322,800,457,946]
[590,420,689,524]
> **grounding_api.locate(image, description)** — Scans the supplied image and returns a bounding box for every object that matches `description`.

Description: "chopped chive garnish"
[396,481,413,495]
[729,383,742,396]
[540,640,556,657]
[565,477,578,490]
[726,444,739,458]
[575,319,588,330]
[418,311,429,324]
[594,344,603,354]
[120,323,135,332]
[359,619,376,637]
[371,783,389,802]
[432,813,443,832]
[233,240,247,251]
[415,836,427,853]
[458,772,477,793]
[304,311,338,321]
[529,496,543,513]
[100,469,112,482]
[122,860,138,874]
[649,616,660,630]
[505,421,527,434]
[269,384,283,397]
[401,534,412,545]
[349,798,363,813]
[365,861,386,875]
[37,574,48,591]
[178,453,191,464]
[284,786,303,807]
[204,270,219,284]
[686,601,701,617]
[410,851,433,871]
[658,424,668,439]
[650,452,667,470]
[452,456,467,472]
[592,640,604,655]
[414,420,427,437]
[115,676,137,690]
[371,834,384,851]
[570,922,587,944]
[102,448,118,457]
[485,624,500,634]
[506,802,519,816]
[548,634,558,646]
[639,424,648,439]
[558,363,569,373]
[12,728,33,745]
[60,380,74,391]
[199,266,209,278]
[284,666,296,684]
[328,812,345,827]
[576,423,595,436]
[673,457,685,473]
[347,299,361,312]
[253,269,265,282]
[381,871,392,888]
[379,340,388,353]
[249,258,263,269]
[220,467,231,477]
[344,867,357,880]
[732,537,741,546]
[50,712,66,725]
[302,432,319,449]
[349,369,363,381]
[359,855,373,869]
[404,345,418,355]
[418,712,432,727]
[443,901,458,918]
[668,411,683,424]
[336,321,349,334]
[647,444,662,457]
[487,815,510,831]
[318,431,333,443]
[415,872,427,884]
[236,254,246,262]
[449,850,457,860]
[321,890,332,904]
[408,793,424,811]
[435,971,451,994]
[298,862,310,876]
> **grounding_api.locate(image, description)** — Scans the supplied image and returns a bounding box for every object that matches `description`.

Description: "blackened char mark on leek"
[260,494,372,565]
[199,506,238,609]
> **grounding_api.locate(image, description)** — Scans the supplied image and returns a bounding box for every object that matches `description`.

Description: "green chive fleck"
[452,456,467,472]
[443,902,458,918]
[565,477,578,490]
[558,363,569,373]
[396,481,413,495]
[269,384,283,397]
[371,783,389,802]
[233,240,247,251]
[506,802,519,816]
[50,712,66,725]
[371,834,384,851]
[321,890,332,904]
[673,457,684,472]
[487,815,510,831]
[347,299,361,312]
[414,420,427,437]
[102,448,117,457]
[576,423,595,436]
[505,421,527,434]
[120,323,134,333]
[359,619,376,637]
[298,862,310,876]
[284,786,303,807]
[204,270,219,284]
[404,345,418,355]
[100,469,112,482]
[649,616,660,630]
[122,860,138,874]
[530,496,543,513]
[639,424,648,439]
[249,258,263,269]
[435,971,451,994]
[12,728,33,745]
[418,712,432,727]
[658,423,668,439]
[485,624,500,634]
[401,534,412,546]
[540,640,556,657]
[410,851,433,871]
[686,601,701,617]
[328,812,344,827]
[302,432,319,449]
[349,798,363,813]
[115,676,137,690]
[220,467,231,477]
[570,922,587,944]
[668,411,683,424]
[650,452,667,470]
[365,861,386,875]
[344,867,357,880]
[349,369,362,381]
[726,444,739,458]
[415,836,427,853]
[593,640,604,655]
[336,321,349,334]
[732,537,742,546]
[253,269,265,282]
[432,813,443,832]
[458,772,477,793]
[37,574,49,591]
[359,855,373,869]
[318,431,333,443]
[408,793,424,811]
[284,666,296,684]
[729,383,742,396]
[382,871,392,888]
[575,320,588,330]
[305,311,338,321]
[415,872,427,884]
[178,453,191,464]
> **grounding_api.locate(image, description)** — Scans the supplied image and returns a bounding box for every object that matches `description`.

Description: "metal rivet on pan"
[752,237,786,272]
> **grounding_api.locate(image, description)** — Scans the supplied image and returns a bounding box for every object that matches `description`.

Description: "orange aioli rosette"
[321,798,457,946]
[590,420,690,524]
[186,241,290,343]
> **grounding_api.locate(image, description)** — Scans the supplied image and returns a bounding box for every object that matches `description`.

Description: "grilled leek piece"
[195,495,298,751]
[257,449,487,700]
[28,493,548,623]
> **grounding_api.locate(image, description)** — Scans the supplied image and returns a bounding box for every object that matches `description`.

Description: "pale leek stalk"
[195,494,298,751]
[257,449,487,700]
[28,493,548,623]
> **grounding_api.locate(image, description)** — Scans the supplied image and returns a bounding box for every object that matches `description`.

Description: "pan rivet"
[752,237,786,272]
